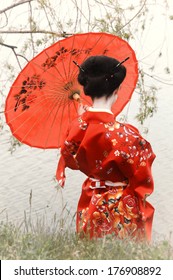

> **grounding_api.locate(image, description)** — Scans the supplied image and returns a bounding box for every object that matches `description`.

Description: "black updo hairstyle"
[77,55,126,100]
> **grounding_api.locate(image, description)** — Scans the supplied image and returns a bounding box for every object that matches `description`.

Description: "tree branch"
[28,0,35,57]
[0,0,34,14]
[0,42,26,70]
[143,71,173,86]
[116,0,147,32]
[0,41,17,49]
[0,30,72,37]
[0,11,8,28]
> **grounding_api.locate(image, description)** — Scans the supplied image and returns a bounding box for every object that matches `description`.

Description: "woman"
[56,55,155,240]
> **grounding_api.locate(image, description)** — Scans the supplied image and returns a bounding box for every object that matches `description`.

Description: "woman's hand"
[78,104,89,115]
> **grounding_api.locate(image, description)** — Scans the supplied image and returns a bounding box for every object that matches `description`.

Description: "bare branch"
[17,54,29,63]
[117,0,147,32]
[71,0,91,27]
[0,41,17,49]
[143,71,173,86]
[87,0,91,32]
[0,30,72,37]
[0,11,8,28]
[0,0,34,14]
[28,1,35,57]
[72,0,79,33]
[0,42,26,70]
[41,3,54,34]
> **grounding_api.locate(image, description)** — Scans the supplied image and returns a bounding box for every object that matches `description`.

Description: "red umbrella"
[5,32,138,149]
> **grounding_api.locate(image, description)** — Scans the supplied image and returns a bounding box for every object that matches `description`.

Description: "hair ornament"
[73,60,85,72]
[109,57,130,79]
[116,56,130,68]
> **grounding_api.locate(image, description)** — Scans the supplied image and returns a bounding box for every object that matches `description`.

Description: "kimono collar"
[88,107,114,115]
[81,108,115,123]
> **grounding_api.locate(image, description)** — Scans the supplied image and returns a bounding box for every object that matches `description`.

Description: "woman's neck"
[92,93,117,111]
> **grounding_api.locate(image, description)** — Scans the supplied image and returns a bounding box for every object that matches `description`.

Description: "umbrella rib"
[6,90,65,123]
[43,92,70,148]
[5,75,67,119]
[19,52,67,86]
[65,33,91,86]
[19,95,63,146]
[6,63,78,117]
[55,95,68,148]
[43,50,67,83]
[66,33,90,83]
[10,94,62,136]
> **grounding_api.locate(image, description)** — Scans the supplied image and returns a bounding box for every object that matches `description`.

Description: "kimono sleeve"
[56,142,80,188]
[113,124,156,238]
[117,124,156,195]
[56,118,86,187]
[130,139,155,240]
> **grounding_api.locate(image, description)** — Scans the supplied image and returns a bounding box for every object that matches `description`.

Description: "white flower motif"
[79,121,88,130]
[114,150,120,156]
[105,132,111,139]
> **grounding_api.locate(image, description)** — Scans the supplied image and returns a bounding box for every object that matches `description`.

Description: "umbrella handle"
[72,92,89,114]
[72,92,81,103]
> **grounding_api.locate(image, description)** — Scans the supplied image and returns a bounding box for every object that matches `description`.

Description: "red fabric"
[56,111,155,240]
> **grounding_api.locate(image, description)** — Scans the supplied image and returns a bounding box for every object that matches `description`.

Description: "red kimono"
[56,109,155,240]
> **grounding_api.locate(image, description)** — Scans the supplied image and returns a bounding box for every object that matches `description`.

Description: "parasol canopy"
[5,32,138,149]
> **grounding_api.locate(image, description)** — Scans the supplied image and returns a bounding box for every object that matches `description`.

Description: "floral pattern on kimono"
[56,110,155,240]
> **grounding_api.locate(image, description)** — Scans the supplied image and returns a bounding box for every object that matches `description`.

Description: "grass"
[0,216,172,260]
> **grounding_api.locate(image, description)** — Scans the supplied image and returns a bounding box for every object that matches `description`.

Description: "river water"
[0,85,173,243]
